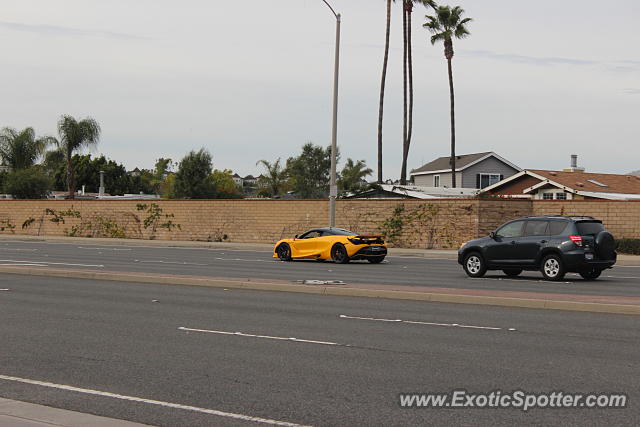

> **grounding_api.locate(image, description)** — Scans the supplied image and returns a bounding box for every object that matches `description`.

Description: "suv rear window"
[524,221,549,236]
[548,221,568,235]
[576,221,605,235]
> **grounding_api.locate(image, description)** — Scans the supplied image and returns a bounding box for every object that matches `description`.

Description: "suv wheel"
[579,268,602,280]
[541,254,566,281]
[463,252,486,278]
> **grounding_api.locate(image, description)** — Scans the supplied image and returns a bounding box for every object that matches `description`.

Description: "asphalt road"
[1,274,639,426]
[0,240,639,296]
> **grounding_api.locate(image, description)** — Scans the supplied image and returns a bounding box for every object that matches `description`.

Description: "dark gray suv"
[458,215,616,281]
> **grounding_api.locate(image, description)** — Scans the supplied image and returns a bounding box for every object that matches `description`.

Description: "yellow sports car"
[273,227,387,264]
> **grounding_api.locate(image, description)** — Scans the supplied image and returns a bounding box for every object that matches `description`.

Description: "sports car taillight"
[569,235,583,247]
[348,237,384,245]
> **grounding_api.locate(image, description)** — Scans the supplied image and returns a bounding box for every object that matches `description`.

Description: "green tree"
[174,149,216,199]
[338,158,373,195]
[286,143,337,199]
[53,154,140,195]
[0,127,55,170]
[256,158,288,197]
[162,173,177,199]
[56,115,101,198]
[212,169,243,199]
[424,4,472,188]
[151,158,173,195]
[4,168,51,199]
[42,148,66,177]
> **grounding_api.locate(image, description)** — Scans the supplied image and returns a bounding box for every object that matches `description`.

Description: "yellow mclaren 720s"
[273,227,387,264]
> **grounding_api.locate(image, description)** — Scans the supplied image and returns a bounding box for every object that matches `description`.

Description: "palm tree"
[377,0,396,184]
[423,5,471,188]
[0,127,55,170]
[338,158,373,194]
[256,158,288,197]
[56,115,101,199]
[400,0,436,185]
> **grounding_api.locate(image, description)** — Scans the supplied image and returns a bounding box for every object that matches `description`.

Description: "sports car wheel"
[276,243,292,261]
[331,244,350,264]
[367,257,385,264]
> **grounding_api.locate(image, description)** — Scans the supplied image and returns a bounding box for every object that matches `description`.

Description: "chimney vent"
[563,154,585,173]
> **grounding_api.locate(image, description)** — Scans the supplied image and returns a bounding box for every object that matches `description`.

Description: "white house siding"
[413,172,462,187]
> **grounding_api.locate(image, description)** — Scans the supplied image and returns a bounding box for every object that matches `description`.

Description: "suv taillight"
[569,235,583,247]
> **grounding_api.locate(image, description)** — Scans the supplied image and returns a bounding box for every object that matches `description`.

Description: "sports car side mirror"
[294,234,299,239]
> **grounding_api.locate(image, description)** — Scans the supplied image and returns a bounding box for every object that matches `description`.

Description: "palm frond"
[430,31,448,45]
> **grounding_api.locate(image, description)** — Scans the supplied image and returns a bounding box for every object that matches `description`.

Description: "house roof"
[481,169,640,199]
[527,170,640,195]
[410,151,520,175]
[244,175,256,180]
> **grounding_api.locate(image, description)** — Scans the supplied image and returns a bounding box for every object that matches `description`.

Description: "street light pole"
[321,0,340,228]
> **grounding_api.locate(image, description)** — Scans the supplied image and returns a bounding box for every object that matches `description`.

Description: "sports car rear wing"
[349,235,385,245]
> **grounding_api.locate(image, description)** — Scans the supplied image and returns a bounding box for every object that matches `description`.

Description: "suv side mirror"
[489,231,496,239]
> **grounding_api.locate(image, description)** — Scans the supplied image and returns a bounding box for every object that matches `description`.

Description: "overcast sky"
[1,0,638,178]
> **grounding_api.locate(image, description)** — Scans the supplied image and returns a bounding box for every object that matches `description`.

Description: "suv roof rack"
[526,215,595,220]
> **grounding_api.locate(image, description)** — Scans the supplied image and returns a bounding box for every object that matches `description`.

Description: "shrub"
[617,238,640,255]
[4,168,51,199]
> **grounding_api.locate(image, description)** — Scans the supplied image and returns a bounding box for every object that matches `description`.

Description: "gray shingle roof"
[411,152,492,174]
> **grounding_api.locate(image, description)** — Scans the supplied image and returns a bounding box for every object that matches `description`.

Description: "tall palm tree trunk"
[400,3,409,185]
[445,40,456,188]
[406,2,414,185]
[377,0,392,184]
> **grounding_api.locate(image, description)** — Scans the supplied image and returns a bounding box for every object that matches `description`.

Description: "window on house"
[555,193,567,200]
[477,173,503,189]
[542,193,554,200]
[434,175,440,187]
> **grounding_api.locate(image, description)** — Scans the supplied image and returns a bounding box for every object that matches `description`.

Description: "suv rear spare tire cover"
[595,231,615,260]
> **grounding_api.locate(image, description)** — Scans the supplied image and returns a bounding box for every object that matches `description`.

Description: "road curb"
[1,266,638,316]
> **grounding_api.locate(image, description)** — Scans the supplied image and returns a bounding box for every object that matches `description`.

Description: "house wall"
[413,172,462,188]
[487,175,540,196]
[0,199,637,249]
[462,157,520,188]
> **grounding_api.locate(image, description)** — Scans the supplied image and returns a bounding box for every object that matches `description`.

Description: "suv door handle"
[540,240,547,244]
[510,240,516,244]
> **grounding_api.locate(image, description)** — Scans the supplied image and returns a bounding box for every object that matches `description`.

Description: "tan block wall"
[0,198,638,248]
[477,199,534,237]
[531,200,640,239]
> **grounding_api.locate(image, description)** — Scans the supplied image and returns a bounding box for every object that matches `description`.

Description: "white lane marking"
[0,374,306,427]
[178,327,340,346]
[139,260,208,266]
[1,240,272,253]
[604,275,640,280]
[0,288,9,291]
[339,314,515,331]
[0,263,45,267]
[0,259,104,268]
[389,256,456,261]
[78,247,132,251]
[0,248,38,252]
